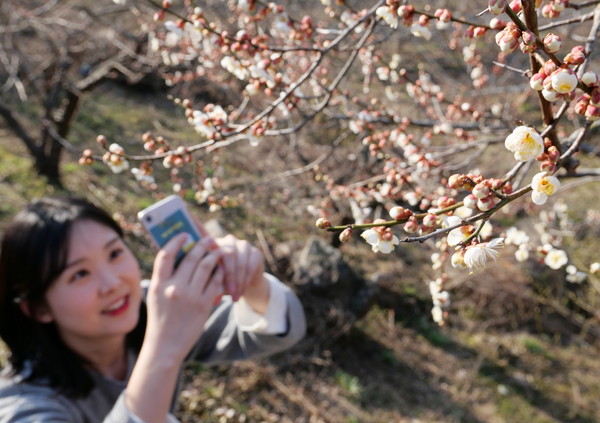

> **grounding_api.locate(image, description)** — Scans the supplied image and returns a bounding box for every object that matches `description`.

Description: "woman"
[0,196,305,422]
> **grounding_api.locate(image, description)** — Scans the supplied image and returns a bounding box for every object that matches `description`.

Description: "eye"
[109,247,124,260]
[70,269,90,283]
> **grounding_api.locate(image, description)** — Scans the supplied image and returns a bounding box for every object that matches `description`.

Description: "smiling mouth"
[102,296,129,316]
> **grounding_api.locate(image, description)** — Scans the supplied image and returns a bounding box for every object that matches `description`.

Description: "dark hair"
[0,196,146,397]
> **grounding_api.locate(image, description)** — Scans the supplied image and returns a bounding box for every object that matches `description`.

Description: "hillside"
[1,77,600,422]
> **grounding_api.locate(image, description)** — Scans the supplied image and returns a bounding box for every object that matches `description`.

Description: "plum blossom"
[376,6,398,29]
[531,172,560,205]
[504,126,544,162]
[551,69,578,94]
[446,216,471,246]
[544,248,568,269]
[515,244,529,262]
[543,33,562,53]
[590,262,600,274]
[566,265,587,284]
[103,143,129,173]
[463,238,504,271]
[488,0,506,15]
[361,228,400,254]
[410,23,432,40]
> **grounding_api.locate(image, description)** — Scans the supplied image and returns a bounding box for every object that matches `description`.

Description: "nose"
[98,267,121,294]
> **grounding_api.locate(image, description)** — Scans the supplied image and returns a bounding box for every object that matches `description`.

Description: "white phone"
[138,195,202,266]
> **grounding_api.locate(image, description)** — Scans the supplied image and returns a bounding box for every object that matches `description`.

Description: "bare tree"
[0,0,158,184]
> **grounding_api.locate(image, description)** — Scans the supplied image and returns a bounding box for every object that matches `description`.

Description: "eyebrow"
[64,236,121,270]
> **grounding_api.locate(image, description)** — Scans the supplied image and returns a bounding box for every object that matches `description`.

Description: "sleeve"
[232,273,290,334]
[105,394,179,423]
[185,273,306,364]
[0,384,76,423]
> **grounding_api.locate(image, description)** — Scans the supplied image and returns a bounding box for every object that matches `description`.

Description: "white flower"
[410,23,432,40]
[542,89,561,102]
[237,0,252,12]
[581,71,599,87]
[543,33,562,53]
[504,126,545,162]
[505,227,530,246]
[551,69,578,94]
[590,262,600,274]
[463,238,504,271]
[514,245,529,262]
[531,172,560,205]
[361,228,400,254]
[112,0,126,4]
[566,265,587,284]
[431,305,444,324]
[544,248,568,269]
[104,143,129,173]
[376,6,398,29]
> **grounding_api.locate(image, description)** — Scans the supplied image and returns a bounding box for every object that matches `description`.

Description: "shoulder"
[0,375,78,421]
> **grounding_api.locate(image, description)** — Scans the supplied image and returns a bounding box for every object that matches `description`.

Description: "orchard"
[3,0,600,325]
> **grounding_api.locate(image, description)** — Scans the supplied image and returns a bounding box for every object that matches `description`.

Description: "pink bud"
[574,95,590,115]
[509,0,522,13]
[339,227,353,243]
[477,196,496,211]
[541,160,557,173]
[543,33,562,53]
[530,72,545,91]
[472,183,491,199]
[585,105,600,121]
[316,218,332,229]
[389,206,407,220]
[581,71,599,87]
[403,217,419,234]
[422,213,438,228]
[489,18,506,30]
[522,30,536,46]
[488,0,506,15]
[463,194,478,209]
[564,50,586,66]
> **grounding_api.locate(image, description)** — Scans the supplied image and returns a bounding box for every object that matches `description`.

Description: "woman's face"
[36,219,142,350]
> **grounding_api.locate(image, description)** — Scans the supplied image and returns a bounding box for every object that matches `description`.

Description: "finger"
[189,249,223,294]
[175,237,214,282]
[152,233,191,283]
[219,241,238,299]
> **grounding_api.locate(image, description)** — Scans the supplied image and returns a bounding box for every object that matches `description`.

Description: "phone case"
[138,195,201,265]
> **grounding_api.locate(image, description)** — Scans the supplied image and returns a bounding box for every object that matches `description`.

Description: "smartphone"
[138,195,202,266]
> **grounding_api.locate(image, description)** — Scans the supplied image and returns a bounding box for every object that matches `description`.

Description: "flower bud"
[564,49,585,66]
[472,182,491,199]
[96,135,107,147]
[389,206,407,221]
[339,227,353,243]
[477,195,495,211]
[543,33,562,53]
[422,213,438,228]
[542,88,561,102]
[585,105,600,121]
[489,18,506,30]
[530,72,545,91]
[488,0,506,15]
[316,217,332,229]
[574,95,590,115]
[581,71,599,87]
[463,194,478,209]
[522,30,536,46]
[403,217,419,233]
[547,145,560,161]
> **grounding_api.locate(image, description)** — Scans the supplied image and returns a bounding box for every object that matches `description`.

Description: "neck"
[64,334,129,381]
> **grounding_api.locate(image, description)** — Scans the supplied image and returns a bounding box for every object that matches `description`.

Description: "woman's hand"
[144,233,224,361]
[216,235,271,315]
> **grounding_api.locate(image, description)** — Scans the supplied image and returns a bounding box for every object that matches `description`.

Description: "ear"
[19,300,54,323]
